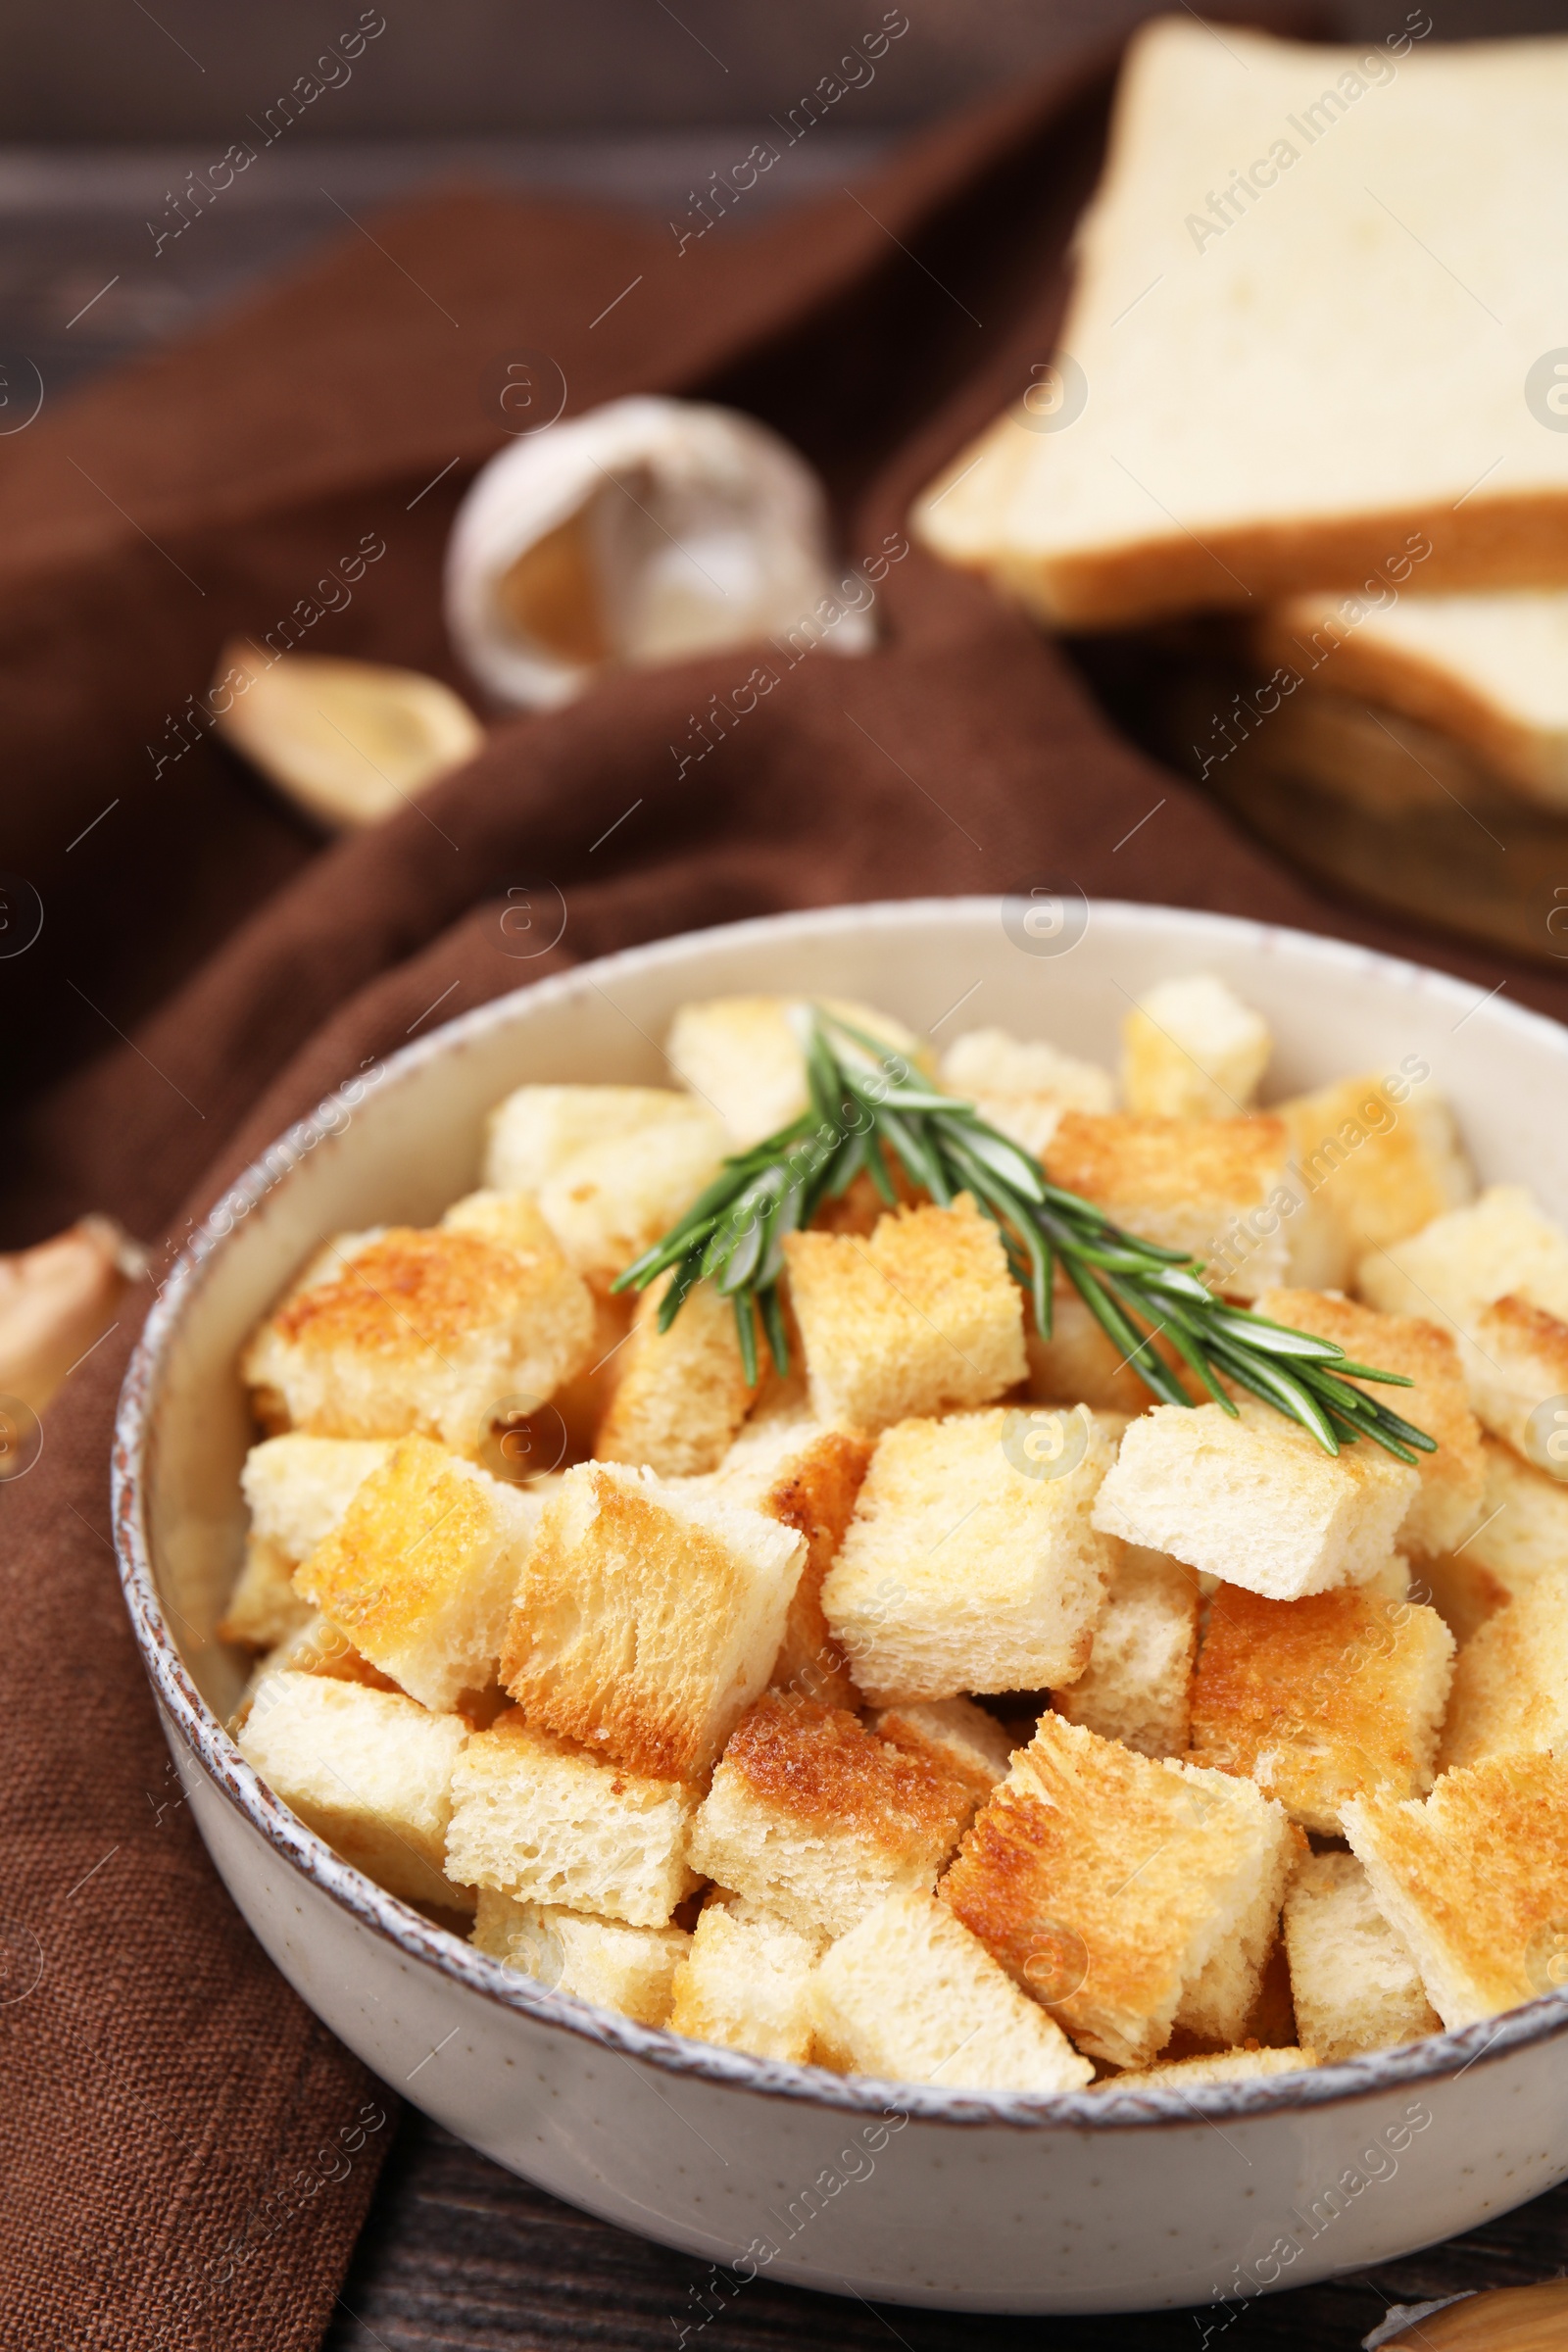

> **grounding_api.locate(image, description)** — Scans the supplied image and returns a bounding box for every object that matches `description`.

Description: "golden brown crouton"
[1420,1437,1568,1640]
[938,1026,1114,1157]
[221,1435,397,1649]
[668,1899,823,2062]
[481,1084,728,1286]
[594,1272,756,1477]
[471,1887,690,2025]
[709,1408,873,1709]
[1282,1072,1474,1259]
[1043,1111,1294,1299]
[1024,1283,1192,1415]
[1120,975,1271,1120]
[1440,1576,1568,1771]
[1094,2046,1315,2091]
[870,1696,1015,1811]
[1283,1851,1439,2064]
[1054,1546,1200,1760]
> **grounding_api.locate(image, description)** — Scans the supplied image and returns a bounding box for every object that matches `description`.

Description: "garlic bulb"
[0,1215,145,1429]
[213,644,484,831]
[444,396,873,710]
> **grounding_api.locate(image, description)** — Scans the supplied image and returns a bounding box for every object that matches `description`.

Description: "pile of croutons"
[227,978,1568,2093]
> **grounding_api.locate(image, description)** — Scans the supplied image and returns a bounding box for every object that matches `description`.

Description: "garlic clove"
[445,395,874,710]
[0,1214,146,1424]
[212,643,485,831]
[1369,2280,1568,2350]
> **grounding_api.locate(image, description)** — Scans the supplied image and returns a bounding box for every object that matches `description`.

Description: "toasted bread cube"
[241,1203,594,1453]
[1024,1282,1178,1415]
[1283,1851,1440,2064]
[1282,1073,1474,1263]
[482,1084,727,1286]
[870,1697,1015,1809]
[784,1197,1026,1433]
[1423,1439,1568,1640]
[665,996,920,1152]
[1440,1577,1568,1771]
[293,1436,543,1713]
[471,1886,690,2024]
[595,1272,756,1477]
[938,1027,1114,1156]
[1095,2045,1316,2091]
[233,1609,399,1731]
[1043,1111,1293,1300]
[1092,1400,1419,1599]
[812,1889,1094,2092]
[1344,1753,1568,2029]
[222,1435,397,1648]
[238,1672,471,1909]
[710,1408,873,1709]
[821,1407,1115,1702]
[1054,1546,1200,1760]
[668,1899,824,2062]
[941,1714,1298,2070]
[220,1539,315,1653]
[446,1710,697,1925]
[688,1691,974,1938]
[1121,975,1271,1121]
[501,1461,806,1782]
[1189,1584,1455,1834]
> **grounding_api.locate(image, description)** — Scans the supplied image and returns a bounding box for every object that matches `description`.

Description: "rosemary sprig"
[613,1007,1437,1462]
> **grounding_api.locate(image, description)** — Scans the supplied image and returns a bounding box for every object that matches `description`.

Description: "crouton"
[1256,1289,1485,1558]
[665,996,920,1152]
[1283,1851,1440,2064]
[820,1406,1116,1701]
[233,1609,398,1732]
[1042,1111,1294,1300]
[687,1691,974,1938]
[481,1084,727,1286]
[1282,1073,1474,1262]
[238,1672,471,1910]
[1344,1753,1568,2028]
[668,1899,823,2062]
[812,1889,1094,2092]
[500,1461,807,1782]
[221,1435,396,1648]
[220,1540,315,1654]
[1422,1438,1568,1640]
[1440,1576,1568,1771]
[710,1409,873,1709]
[293,1435,544,1713]
[471,1886,690,2024]
[1095,2046,1315,2091]
[938,1027,1114,1156]
[1189,1584,1455,1834]
[783,1197,1027,1435]
[1121,975,1271,1121]
[595,1272,756,1477]
[445,1710,697,1925]
[240,1204,594,1453]
[1054,1546,1200,1759]
[869,1696,1015,1808]
[941,1713,1298,2070]
[1024,1282,1181,1415]
[1092,1399,1420,1599]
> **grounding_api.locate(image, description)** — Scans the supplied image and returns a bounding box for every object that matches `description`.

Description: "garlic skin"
[445,396,873,710]
[0,1215,146,1424]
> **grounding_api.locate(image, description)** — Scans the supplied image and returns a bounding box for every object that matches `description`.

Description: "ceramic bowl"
[114,896,1568,2316]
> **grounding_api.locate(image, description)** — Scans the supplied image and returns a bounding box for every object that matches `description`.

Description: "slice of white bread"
[1283,1850,1441,2065]
[1054,1545,1200,1759]
[783,1197,1027,1432]
[1356,1187,1568,1454]
[293,1435,543,1713]
[812,1889,1094,2092]
[500,1460,806,1782]
[911,23,1568,625]
[1343,1753,1568,2028]
[668,1898,823,2063]
[708,1408,873,1710]
[1120,976,1271,1121]
[221,1435,397,1649]
[1255,1290,1485,1557]
[481,1084,727,1286]
[687,1690,974,1938]
[1440,1575,1568,1771]
[1279,1075,1473,1264]
[446,1709,698,1925]
[1042,1112,1294,1300]
[942,1714,1298,2070]
[820,1406,1116,1700]
[241,1200,594,1453]
[664,996,920,1152]
[1190,1583,1454,1834]
[471,1886,690,2025]
[238,1671,472,1910]
[1421,1438,1568,1640]
[869,1696,1015,1807]
[1092,1399,1419,1599]
[937,1027,1114,1157]
[594,1271,756,1477]
[1094,2046,1316,2092]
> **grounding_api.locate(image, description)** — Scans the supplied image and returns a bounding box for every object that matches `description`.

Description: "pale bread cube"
[1283,1851,1440,2065]
[1344,1753,1568,2029]
[869,1696,1014,1809]
[709,1407,872,1709]
[446,1710,697,1926]
[232,1610,397,1730]
[668,1900,823,2062]
[1043,1111,1294,1300]
[1440,1576,1568,1771]
[941,1714,1298,2070]
[238,1672,471,1910]
[481,1084,727,1285]
[292,1435,543,1713]
[664,995,920,1151]
[1092,1399,1419,1599]
[595,1271,756,1477]
[1281,1073,1474,1259]
[1189,1583,1455,1834]
[470,1886,690,2025]
[783,1197,1027,1434]
[1054,1546,1200,1760]
[687,1691,974,1938]
[221,1435,397,1648]
[500,1461,806,1782]
[820,1407,1116,1701]
[220,1539,315,1653]
[241,1202,594,1453]
[1422,1437,1568,1641]
[812,1889,1094,2092]
[1121,975,1271,1120]
[938,1027,1114,1156]
[1096,2046,1315,2092]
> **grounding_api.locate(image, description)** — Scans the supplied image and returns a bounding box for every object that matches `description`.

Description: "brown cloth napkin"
[5,24,1567,2352]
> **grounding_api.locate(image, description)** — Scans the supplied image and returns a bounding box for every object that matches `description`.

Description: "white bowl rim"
[113,894,1568,2133]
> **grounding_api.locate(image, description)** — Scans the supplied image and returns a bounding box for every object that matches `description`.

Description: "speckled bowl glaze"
[114,898,1568,2315]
